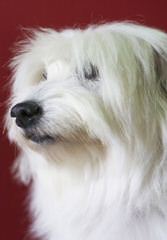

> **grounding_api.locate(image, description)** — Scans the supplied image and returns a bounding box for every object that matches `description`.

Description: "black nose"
[11,101,43,128]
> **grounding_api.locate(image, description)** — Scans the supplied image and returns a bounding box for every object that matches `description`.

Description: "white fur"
[6,22,167,240]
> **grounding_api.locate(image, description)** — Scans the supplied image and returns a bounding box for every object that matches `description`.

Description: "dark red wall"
[1,0,167,239]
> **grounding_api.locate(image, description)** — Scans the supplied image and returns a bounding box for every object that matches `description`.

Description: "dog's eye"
[83,63,99,81]
[76,63,100,90]
[42,72,47,80]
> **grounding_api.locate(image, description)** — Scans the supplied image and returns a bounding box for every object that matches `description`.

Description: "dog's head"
[6,23,167,170]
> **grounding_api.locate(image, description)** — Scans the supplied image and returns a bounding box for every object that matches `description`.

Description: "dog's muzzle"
[10,101,55,144]
[10,101,42,129]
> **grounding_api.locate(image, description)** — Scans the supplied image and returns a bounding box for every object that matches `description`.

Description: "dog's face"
[7,30,113,154]
[9,60,107,145]
[6,23,167,163]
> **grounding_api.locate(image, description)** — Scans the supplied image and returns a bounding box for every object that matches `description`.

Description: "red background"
[0,0,167,239]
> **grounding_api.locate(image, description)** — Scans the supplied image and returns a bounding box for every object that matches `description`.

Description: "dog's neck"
[23,139,166,211]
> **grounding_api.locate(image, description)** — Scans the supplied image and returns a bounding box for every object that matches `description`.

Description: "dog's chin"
[24,131,55,144]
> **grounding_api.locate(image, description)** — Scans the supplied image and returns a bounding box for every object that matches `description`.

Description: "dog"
[6,22,167,240]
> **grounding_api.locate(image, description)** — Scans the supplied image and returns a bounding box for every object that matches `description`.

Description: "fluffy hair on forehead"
[11,22,167,92]
[7,22,167,240]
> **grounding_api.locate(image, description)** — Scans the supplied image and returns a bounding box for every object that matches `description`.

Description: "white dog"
[6,22,167,240]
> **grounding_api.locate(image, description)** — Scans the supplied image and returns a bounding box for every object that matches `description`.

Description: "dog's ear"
[154,50,167,98]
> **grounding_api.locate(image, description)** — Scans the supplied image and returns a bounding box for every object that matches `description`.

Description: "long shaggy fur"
[6,22,167,240]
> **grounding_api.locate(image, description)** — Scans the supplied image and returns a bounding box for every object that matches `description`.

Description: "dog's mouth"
[24,131,55,144]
